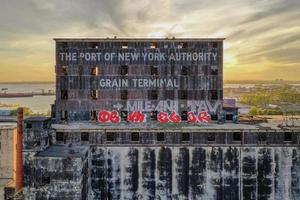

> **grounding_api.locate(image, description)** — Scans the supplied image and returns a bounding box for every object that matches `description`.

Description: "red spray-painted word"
[128,111,146,122]
[158,111,181,123]
[98,110,120,123]
[98,110,211,124]
[187,111,211,123]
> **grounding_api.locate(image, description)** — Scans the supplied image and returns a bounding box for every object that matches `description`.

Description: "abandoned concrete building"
[22,38,300,200]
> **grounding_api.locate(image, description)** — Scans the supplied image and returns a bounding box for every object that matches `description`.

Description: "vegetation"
[240,85,300,115]
[1,102,50,116]
[248,106,284,115]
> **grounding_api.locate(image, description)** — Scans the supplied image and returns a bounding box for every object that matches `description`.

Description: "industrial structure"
[0,108,23,200]
[21,38,300,200]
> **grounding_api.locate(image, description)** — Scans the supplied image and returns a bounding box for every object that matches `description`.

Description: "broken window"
[233,132,241,141]
[211,67,218,75]
[181,111,188,121]
[131,132,139,141]
[26,123,32,129]
[91,42,99,49]
[211,114,218,120]
[209,90,218,100]
[150,111,158,121]
[81,132,89,142]
[106,133,115,141]
[56,132,64,142]
[150,42,157,49]
[258,133,267,141]
[178,90,187,100]
[90,110,97,121]
[43,122,48,129]
[120,65,128,75]
[90,67,98,75]
[90,90,98,100]
[62,42,68,49]
[61,90,68,100]
[78,66,83,76]
[150,66,158,76]
[207,133,215,142]
[121,42,128,49]
[121,111,128,121]
[157,132,165,141]
[62,66,68,76]
[182,132,190,141]
[284,132,292,142]
[178,42,188,48]
[61,111,68,121]
[41,176,50,185]
[148,90,158,100]
[121,90,128,100]
[181,66,188,75]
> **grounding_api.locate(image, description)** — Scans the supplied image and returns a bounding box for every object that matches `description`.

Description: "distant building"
[0,122,23,200]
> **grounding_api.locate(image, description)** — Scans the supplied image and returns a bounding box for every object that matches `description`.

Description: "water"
[0,83,297,114]
[0,83,55,113]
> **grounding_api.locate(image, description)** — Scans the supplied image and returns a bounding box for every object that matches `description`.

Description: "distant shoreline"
[0,81,55,84]
[224,80,300,84]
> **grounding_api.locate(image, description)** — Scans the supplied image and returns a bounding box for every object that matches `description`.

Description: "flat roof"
[0,122,16,130]
[54,37,225,42]
[24,117,51,122]
[51,116,300,132]
[36,145,89,158]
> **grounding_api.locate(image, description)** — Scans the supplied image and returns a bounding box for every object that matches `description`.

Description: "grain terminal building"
[22,38,300,200]
[53,38,223,122]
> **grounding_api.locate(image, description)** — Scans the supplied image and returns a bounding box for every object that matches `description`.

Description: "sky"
[0,0,299,82]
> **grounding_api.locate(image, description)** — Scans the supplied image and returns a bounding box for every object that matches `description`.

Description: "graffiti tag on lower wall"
[97,110,211,124]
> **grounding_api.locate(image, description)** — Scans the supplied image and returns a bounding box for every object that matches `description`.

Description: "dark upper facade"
[53,38,224,123]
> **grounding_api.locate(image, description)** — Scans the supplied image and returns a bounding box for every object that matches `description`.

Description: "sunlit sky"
[0,0,299,82]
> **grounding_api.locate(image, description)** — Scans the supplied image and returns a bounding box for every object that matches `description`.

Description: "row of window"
[60,41,219,49]
[55,132,294,143]
[61,110,213,121]
[61,90,220,100]
[61,65,219,76]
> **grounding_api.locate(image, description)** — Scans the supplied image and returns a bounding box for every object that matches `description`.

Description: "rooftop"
[24,117,51,122]
[54,37,225,42]
[35,145,89,158]
[0,122,16,130]
[52,116,300,132]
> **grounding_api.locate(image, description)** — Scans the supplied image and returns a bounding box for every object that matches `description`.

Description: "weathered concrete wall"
[23,150,89,200]
[0,128,14,179]
[0,127,15,200]
[89,146,300,200]
[23,118,53,151]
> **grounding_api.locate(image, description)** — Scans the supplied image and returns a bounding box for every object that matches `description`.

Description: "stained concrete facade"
[0,123,16,199]
[23,145,89,200]
[22,118,300,200]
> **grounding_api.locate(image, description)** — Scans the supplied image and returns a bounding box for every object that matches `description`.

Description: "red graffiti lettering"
[198,111,211,123]
[128,111,145,122]
[98,110,110,122]
[98,110,120,123]
[169,112,181,123]
[158,112,169,123]
[110,111,120,123]
[187,111,197,123]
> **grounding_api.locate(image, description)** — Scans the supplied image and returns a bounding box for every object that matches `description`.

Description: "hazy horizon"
[0,0,299,82]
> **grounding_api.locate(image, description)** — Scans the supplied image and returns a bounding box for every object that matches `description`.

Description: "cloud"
[0,0,299,81]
